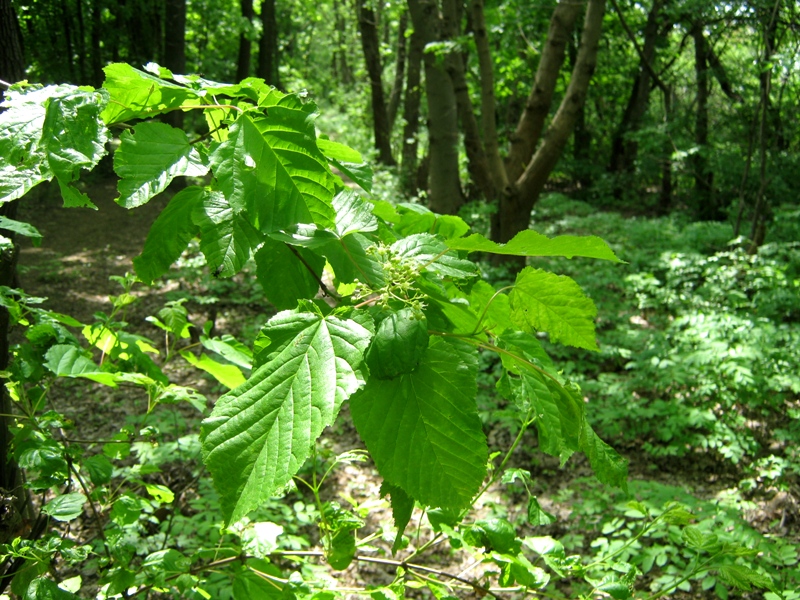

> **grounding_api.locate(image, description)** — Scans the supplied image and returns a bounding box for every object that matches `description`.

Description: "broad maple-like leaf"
[201,311,372,523]
[350,337,487,509]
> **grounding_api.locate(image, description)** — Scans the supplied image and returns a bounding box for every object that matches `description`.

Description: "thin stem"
[286,245,340,300]
[67,461,111,560]
[469,285,514,336]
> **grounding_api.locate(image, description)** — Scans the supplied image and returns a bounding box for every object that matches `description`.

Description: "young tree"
[236,0,255,81]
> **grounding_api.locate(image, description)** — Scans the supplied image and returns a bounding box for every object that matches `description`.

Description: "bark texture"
[257,0,281,87]
[358,0,396,165]
[407,0,463,214]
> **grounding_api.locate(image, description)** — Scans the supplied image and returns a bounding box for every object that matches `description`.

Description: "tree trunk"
[387,11,407,129]
[497,0,606,244]
[0,0,24,93]
[407,0,463,214]
[691,21,716,220]
[358,0,396,166]
[257,0,280,88]
[236,0,255,82]
[400,27,424,196]
[608,0,665,180]
[441,0,494,202]
[658,85,673,214]
[471,0,507,194]
[333,0,353,85]
[0,0,25,546]
[504,0,582,185]
[90,0,104,86]
[164,0,187,129]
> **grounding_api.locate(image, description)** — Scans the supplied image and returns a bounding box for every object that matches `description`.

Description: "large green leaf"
[44,345,119,387]
[254,238,326,309]
[133,186,204,284]
[201,312,372,523]
[350,337,487,509]
[332,190,378,237]
[115,122,208,208]
[509,267,599,351]
[1,85,106,204]
[192,191,262,277]
[101,63,200,125]
[210,113,335,232]
[321,233,385,287]
[365,308,429,379]
[446,230,622,262]
[392,233,477,279]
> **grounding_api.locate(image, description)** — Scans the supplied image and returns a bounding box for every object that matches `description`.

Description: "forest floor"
[13,176,795,599]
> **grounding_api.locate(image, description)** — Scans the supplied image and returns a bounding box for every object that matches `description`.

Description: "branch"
[285,244,340,300]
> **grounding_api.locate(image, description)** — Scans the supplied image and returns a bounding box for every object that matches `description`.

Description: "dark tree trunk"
[357,0,396,166]
[257,0,280,87]
[90,0,104,86]
[0,0,25,543]
[658,85,673,213]
[0,0,25,93]
[691,22,716,220]
[387,11,407,129]
[237,0,255,82]
[164,0,187,129]
[75,0,87,83]
[408,0,463,214]
[608,0,665,181]
[400,27,424,196]
[60,0,75,81]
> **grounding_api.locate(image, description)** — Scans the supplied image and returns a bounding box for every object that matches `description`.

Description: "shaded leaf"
[446,230,622,262]
[255,238,325,310]
[350,337,487,509]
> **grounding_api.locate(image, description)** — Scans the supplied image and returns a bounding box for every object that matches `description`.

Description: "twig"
[285,244,340,300]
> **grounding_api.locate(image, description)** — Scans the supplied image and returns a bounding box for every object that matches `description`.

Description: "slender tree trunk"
[441,0,494,202]
[400,28,424,196]
[358,0,396,165]
[472,0,507,193]
[691,21,715,220]
[608,0,665,179]
[90,0,104,87]
[387,11,407,129]
[504,0,582,185]
[407,0,463,213]
[164,0,187,129]
[333,0,353,85]
[658,85,673,214]
[497,0,606,245]
[257,0,280,88]
[237,0,255,82]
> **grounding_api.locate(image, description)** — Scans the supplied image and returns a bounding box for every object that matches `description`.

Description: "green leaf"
[44,344,119,386]
[144,483,175,504]
[317,138,363,163]
[210,113,335,233]
[332,190,378,237]
[254,238,325,310]
[509,267,599,351]
[24,578,79,600]
[201,312,372,523]
[0,216,42,246]
[465,518,519,554]
[133,186,204,284]
[192,191,262,277]
[527,496,557,526]
[101,63,200,124]
[115,122,208,208]
[350,337,487,509]
[41,88,108,182]
[716,565,773,591]
[392,233,477,279]
[180,351,246,389]
[201,335,253,369]
[232,561,287,599]
[42,493,87,522]
[446,230,622,262]
[380,481,414,554]
[83,454,113,485]
[56,177,96,209]
[322,233,386,287]
[365,308,429,379]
